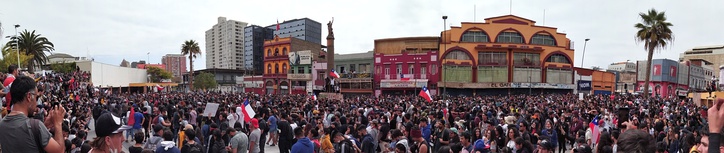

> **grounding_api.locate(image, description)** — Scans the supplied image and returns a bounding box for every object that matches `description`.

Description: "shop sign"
[511,83,576,89]
[439,82,511,88]
[287,74,312,80]
[380,80,427,88]
[577,81,592,90]
[677,89,688,96]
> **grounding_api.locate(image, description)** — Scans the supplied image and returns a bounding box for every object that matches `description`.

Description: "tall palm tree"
[181,40,201,90]
[635,8,673,98]
[5,30,54,73]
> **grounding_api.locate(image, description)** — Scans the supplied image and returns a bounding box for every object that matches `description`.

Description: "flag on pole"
[589,116,601,144]
[399,73,410,81]
[276,19,280,30]
[241,98,256,122]
[329,69,340,78]
[419,86,432,102]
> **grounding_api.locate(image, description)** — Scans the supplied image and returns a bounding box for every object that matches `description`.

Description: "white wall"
[77,61,147,87]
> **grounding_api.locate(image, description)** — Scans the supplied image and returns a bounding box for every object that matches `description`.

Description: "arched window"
[282,63,287,73]
[267,64,272,73]
[444,50,471,60]
[496,31,524,44]
[275,63,279,74]
[274,48,280,56]
[531,34,556,46]
[267,49,272,57]
[282,47,288,55]
[461,30,489,42]
[546,54,570,64]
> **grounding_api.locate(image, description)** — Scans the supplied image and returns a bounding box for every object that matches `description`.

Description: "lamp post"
[580,38,590,68]
[442,15,447,100]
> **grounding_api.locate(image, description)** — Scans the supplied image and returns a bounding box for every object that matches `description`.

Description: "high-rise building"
[680,45,724,78]
[205,17,248,69]
[162,54,187,79]
[270,18,322,44]
[243,25,275,74]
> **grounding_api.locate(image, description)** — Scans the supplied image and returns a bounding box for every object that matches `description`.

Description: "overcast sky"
[2,0,723,70]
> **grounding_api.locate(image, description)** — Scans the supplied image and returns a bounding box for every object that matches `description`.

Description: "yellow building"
[263,36,322,95]
[439,15,576,95]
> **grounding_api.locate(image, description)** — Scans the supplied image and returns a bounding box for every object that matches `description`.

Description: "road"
[86,118,282,153]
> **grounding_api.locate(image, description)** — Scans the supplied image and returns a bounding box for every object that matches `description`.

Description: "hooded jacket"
[291,137,315,153]
[156,141,181,153]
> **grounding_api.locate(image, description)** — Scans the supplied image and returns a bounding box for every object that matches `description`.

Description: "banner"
[578,80,592,90]
[653,65,661,76]
[289,50,312,65]
[202,103,220,117]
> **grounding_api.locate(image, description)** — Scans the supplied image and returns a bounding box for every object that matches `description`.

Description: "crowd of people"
[0,63,721,153]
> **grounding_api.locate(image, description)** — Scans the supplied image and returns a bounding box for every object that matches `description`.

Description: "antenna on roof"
[509,0,513,15]
[474,5,477,22]
[543,9,546,25]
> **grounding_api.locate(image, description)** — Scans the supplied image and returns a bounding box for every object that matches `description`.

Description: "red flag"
[128,107,135,126]
[276,19,280,30]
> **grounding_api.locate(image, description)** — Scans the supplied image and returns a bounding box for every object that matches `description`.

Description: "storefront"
[376,79,428,96]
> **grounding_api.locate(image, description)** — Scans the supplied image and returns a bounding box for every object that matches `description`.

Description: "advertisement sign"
[440,82,511,88]
[511,83,576,89]
[379,80,428,88]
[671,66,677,77]
[654,65,661,76]
[289,50,312,65]
[677,89,687,96]
[287,74,312,80]
[242,81,264,88]
[577,80,592,90]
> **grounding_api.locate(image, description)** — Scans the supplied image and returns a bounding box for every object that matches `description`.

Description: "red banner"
[653,65,661,76]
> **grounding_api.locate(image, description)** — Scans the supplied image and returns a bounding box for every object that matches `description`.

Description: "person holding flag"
[241,98,256,122]
[587,115,601,146]
[419,86,432,102]
[310,94,317,101]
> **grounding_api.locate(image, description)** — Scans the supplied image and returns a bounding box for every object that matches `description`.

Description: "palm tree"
[635,8,673,98]
[181,40,201,90]
[5,30,55,73]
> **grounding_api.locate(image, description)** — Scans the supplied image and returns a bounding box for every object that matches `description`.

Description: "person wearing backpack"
[156,129,181,153]
[144,125,165,150]
[334,132,355,153]
[181,129,204,153]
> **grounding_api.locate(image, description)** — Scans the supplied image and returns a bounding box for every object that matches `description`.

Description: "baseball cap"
[95,112,132,137]
[251,118,259,128]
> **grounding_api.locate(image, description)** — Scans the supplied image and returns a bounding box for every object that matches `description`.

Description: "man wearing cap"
[249,118,262,153]
[90,112,133,153]
[0,76,66,153]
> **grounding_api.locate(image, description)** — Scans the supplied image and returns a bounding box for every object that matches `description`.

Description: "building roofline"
[374,36,440,42]
[691,45,724,50]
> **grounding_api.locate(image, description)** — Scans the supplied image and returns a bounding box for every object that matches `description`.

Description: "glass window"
[274,63,279,74]
[546,54,570,64]
[431,64,437,75]
[421,64,427,75]
[444,50,471,60]
[267,64,272,73]
[274,48,280,56]
[513,53,540,66]
[396,64,402,74]
[478,52,507,65]
[461,31,489,42]
[496,32,524,44]
[282,47,288,55]
[531,34,556,46]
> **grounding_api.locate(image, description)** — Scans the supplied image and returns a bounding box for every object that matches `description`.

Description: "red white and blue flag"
[155,84,164,91]
[419,86,432,102]
[311,94,317,101]
[241,98,256,122]
[589,116,601,144]
[399,73,410,81]
[330,69,340,78]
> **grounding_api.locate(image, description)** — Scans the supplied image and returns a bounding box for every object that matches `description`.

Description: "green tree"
[181,40,201,90]
[147,66,173,82]
[49,62,77,73]
[635,8,674,98]
[5,30,55,73]
[193,72,217,90]
[0,46,32,72]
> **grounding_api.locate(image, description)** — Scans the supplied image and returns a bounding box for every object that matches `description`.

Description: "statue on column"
[327,18,334,38]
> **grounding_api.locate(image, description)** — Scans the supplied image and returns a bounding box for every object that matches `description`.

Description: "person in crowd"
[145,124,165,150]
[411,127,429,153]
[156,129,181,153]
[229,126,248,153]
[698,98,724,153]
[266,111,279,146]
[291,127,314,153]
[89,113,130,153]
[249,118,262,153]
[129,131,145,153]
[181,129,203,153]
[278,113,294,153]
[616,128,655,153]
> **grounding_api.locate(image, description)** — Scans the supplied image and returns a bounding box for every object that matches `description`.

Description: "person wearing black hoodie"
[278,113,294,153]
[291,127,314,153]
[359,125,375,153]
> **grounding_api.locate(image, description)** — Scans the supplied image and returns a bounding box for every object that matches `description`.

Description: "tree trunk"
[643,47,655,98]
[189,56,194,91]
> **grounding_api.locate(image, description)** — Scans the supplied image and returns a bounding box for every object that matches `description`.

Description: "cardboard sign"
[203,103,220,117]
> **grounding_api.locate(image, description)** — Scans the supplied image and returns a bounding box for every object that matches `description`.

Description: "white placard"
[203,103,220,117]
[579,93,584,100]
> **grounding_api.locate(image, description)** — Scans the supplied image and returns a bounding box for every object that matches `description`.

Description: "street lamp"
[580,38,590,68]
[442,15,447,100]
[14,25,20,70]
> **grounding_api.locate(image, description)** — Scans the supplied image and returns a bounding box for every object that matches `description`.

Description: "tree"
[5,30,55,73]
[591,66,602,71]
[181,40,201,90]
[0,46,32,72]
[49,62,76,73]
[147,66,173,83]
[193,72,217,90]
[635,8,674,98]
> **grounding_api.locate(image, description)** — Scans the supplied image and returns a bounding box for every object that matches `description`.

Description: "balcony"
[513,60,541,67]
[340,73,372,79]
[264,55,288,61]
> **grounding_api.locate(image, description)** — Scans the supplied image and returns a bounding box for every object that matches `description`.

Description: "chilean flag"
[311,94,317,101]
[399,73,410,81]
[155,84,164,91]
[330,69,340,78]
[419,86,432,102]
[240,98,256,122]
[276,19,280,30]
[589,116,601,144]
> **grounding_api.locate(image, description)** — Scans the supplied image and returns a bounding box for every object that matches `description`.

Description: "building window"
[478,52,507,65]
[408,64,414,75]
[282,63,287,73]
[267,64,272,74]
[531,34,556,46]
[444,50,471,60]
[513,53,540,66]
[274,48,280,56]
[496,31,524,44]
[431,64,438,75]
[478,66,508,82]
[546,54,570,64]
[461,30,489,42]
[421,64,427,76]
[396,64,402,74]
[275,63,279,74]
[384,66,390,75]
[282,47,288,55]
[267,49,271,57]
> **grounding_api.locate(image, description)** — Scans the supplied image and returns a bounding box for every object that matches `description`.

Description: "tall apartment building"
[243,25,275,74]
[162,54,188,79]
[270,18,322,44]
[680,45,724,78]
[205,17,248,69]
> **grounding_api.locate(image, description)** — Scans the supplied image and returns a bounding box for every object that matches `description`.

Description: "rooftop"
[335,51,373,60]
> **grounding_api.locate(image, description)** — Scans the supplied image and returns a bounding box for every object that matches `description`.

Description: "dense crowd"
[0,63,722,153]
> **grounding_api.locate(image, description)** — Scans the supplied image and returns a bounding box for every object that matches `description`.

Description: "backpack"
[184,143,204,153]
[145,136,163,150]
[211,139,228,153]
[336,140,354,153]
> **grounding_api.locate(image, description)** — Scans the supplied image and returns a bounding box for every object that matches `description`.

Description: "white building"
[75,61,147,87]
[607,62,636,72]
[205,17,248,70]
